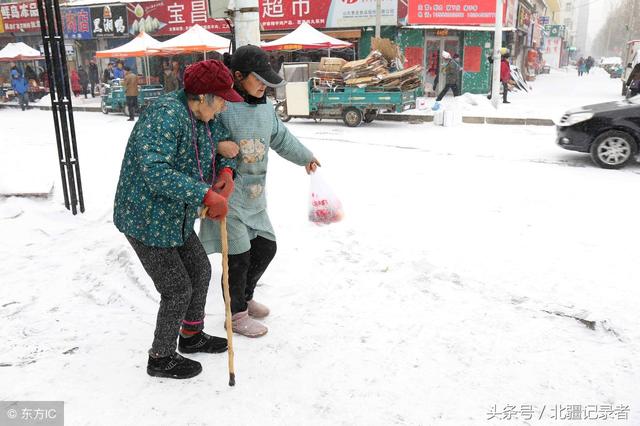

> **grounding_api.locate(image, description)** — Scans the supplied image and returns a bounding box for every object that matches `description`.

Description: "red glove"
[202,188,228,220]
[213,167,234,200]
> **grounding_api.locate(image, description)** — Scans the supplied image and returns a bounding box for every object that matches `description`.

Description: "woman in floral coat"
[113,60,243,380]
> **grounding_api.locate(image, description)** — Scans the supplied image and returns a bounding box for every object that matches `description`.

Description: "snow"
[1,70,639,425]
[410,66,625,122]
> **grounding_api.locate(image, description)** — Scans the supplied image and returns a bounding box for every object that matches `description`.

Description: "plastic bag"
[308,169,344,225]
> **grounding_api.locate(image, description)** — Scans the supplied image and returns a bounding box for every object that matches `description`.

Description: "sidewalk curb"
[378,113,554,126]
[1,103,556,126]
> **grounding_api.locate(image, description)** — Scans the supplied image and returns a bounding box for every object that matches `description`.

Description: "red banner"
[127,1,229,36]
[408,0,505,26]
[260,0,332,31]
[0,1,40,33]
[127,0,390,36]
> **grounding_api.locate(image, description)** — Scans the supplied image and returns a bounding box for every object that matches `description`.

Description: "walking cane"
[200,208,236,386]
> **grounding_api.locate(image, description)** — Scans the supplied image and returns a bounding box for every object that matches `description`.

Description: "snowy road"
[1,106,638,425]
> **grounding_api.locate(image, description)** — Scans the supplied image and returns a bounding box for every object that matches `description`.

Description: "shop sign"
[517,4,532,32]
[62,7,92,40]
[91,5,127,37]
[544,24,565,38]
[0,1,40,33]
[407,0,508,26]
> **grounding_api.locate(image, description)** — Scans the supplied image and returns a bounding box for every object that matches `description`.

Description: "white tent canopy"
[95,31,165,58]
[159,24,231,57]
[261,22,352,51]
[0,42,44,62]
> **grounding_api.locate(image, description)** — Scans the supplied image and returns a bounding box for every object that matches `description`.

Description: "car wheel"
[589,130,637,169]
[342,107,362,127]
[276,101,291,122]
[101,98,108,114]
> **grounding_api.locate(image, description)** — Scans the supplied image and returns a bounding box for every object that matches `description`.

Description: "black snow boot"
[178,332,227,354]
[147,352,202,379]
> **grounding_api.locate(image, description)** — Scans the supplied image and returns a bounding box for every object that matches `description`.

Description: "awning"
[0,42,44,62]
[402,25,517,32]
[261,29,361,42]
[261,22,353,51]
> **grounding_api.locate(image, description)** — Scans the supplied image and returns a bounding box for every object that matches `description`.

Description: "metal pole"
[37,0,85,214]
[491,0,504,109]
[375,0,382,38]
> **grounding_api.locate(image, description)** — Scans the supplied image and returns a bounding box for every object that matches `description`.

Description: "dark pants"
[18,93,29,110]
[502,81,509,102]
[227,236,277,314]
[90,81,97,97]
[436,83,459,101]
[126,233,211,357]
[126,96,138,120]
[81,84,88,98]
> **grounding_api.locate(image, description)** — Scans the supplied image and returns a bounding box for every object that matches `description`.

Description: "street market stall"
[0,42,47,103]
[95,32,165,115]
[261,22,352,53]
[158,24,230,58]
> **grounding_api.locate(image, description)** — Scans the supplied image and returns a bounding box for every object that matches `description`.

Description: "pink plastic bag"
[308,169,344,225]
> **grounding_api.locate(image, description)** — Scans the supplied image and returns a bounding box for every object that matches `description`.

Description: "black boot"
[178,331,227,354]
[147,352,202,379]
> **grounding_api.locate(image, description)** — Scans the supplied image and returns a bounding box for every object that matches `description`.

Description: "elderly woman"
[113,60,243,379]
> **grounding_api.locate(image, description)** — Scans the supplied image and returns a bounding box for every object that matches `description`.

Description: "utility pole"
[375,0,382,38]
[491,0,504,109]
[231,0,260,48]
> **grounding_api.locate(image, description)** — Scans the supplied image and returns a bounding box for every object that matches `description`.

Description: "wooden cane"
[200,207,235,386]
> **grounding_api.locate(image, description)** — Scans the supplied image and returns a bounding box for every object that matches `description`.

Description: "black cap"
[230,45,285,88]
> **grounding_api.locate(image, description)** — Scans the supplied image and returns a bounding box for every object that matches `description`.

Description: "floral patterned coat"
[113,90,236,247]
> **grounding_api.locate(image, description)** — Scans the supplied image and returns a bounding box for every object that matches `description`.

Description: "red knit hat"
[183,59,243,102]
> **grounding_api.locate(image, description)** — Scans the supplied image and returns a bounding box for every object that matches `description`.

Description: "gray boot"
[229,310,268,338]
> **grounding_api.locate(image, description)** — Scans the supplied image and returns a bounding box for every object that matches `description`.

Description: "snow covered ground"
[409,66,625,121]
[1,87,639,425]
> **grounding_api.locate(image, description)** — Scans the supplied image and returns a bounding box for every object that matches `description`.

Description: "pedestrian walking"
[88,60,99,97]
[432,51,462,110]
[10,69,29,111]
[78,66,89,98]
[113,59,243,379]
[199,45,321,338]
[123,67,139,121]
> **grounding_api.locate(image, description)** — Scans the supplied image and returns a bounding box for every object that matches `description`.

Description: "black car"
[556,97,640,169]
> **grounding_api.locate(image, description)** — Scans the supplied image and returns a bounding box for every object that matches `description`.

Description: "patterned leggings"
[126,232,211,357]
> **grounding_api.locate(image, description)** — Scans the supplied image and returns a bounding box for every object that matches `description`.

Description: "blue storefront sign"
[62,7,92,39]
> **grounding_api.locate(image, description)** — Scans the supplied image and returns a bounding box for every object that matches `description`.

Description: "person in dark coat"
[88,60,99,97]
[626,63,640,98]
[78,66,89,98]
[163,68,179,93]
[434,52,462,105]
[24,65,37,83]
[103,62,115,83]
